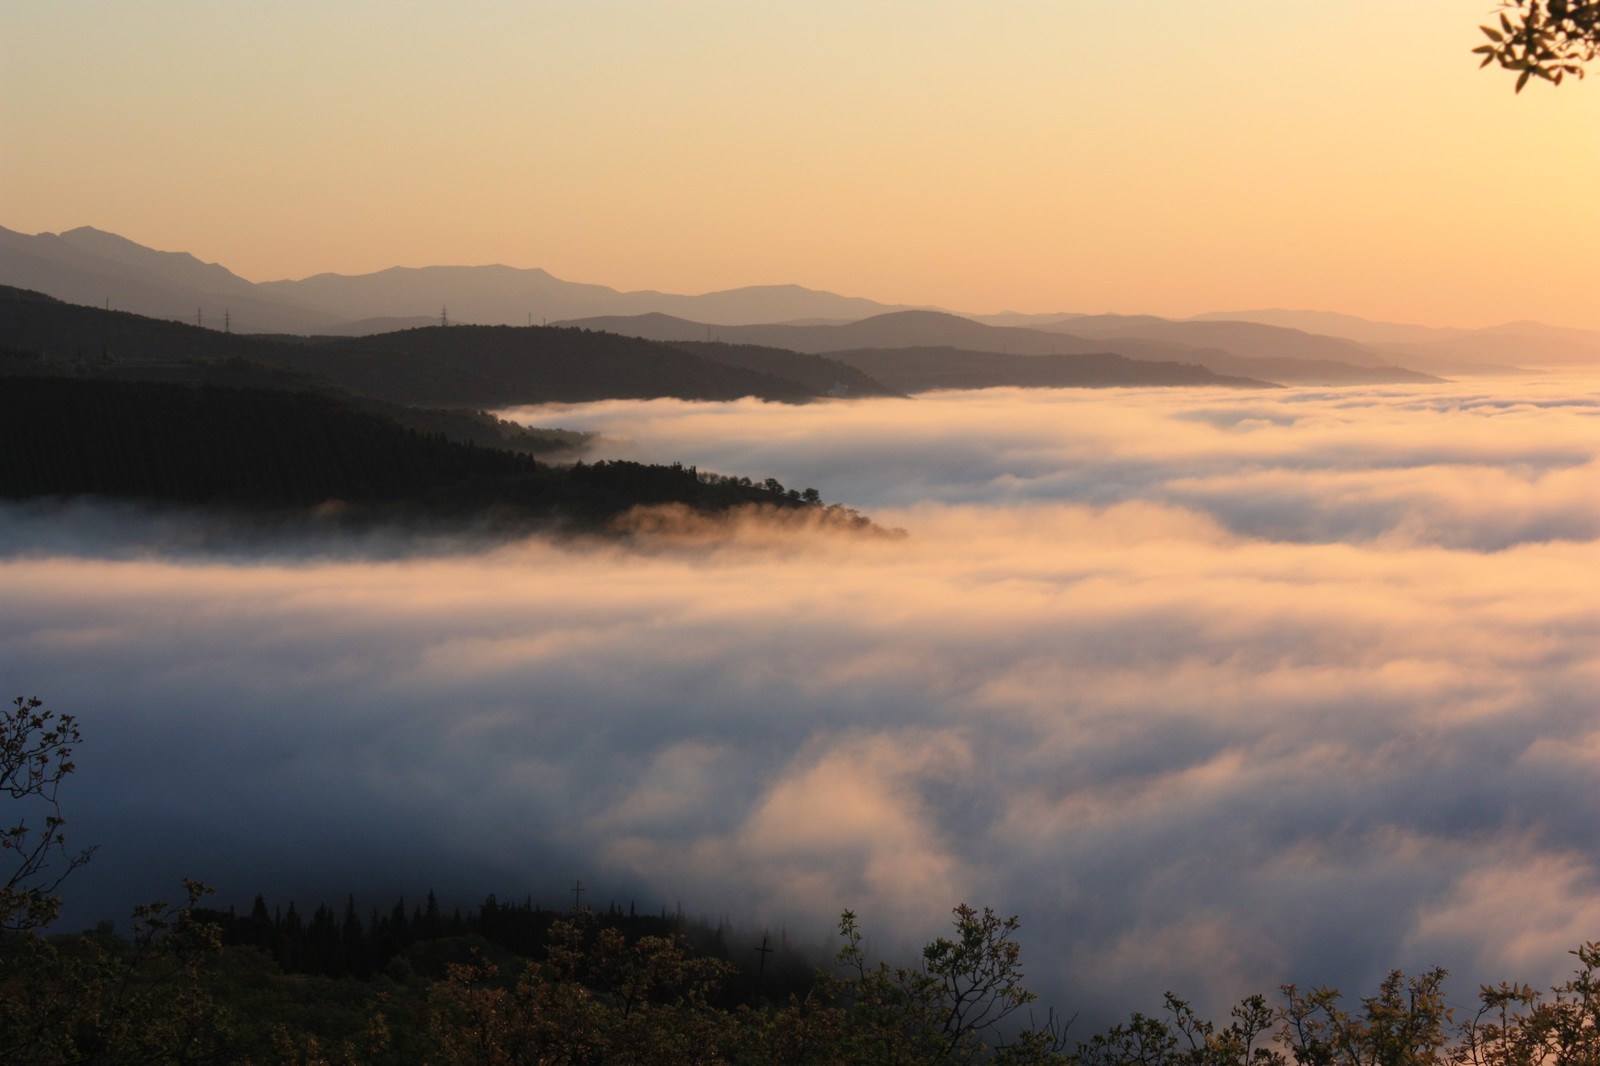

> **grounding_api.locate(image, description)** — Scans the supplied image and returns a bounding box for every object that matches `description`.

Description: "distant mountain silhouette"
[0,286,834,406]
[821,346,1272,392]
[261,269,921,329]
[569,312,722,342]
[557,309,1170,356]
[555,310,1437,386]
[1028,315,1392,367]
[0,225,341,334]
[0,227,918,334]
[1192,309,1589,371]
[1181,353,1441,386]
[4,225,1583,372]
[1191,309,1452,345]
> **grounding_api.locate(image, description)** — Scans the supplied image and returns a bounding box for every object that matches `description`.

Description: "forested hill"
[0,376,858,531]
[661,339,902,398]
[301,324,820,406]
[0,286,859,406]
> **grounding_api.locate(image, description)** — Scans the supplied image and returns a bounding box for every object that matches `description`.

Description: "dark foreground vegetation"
[0,376,873,536]
[5,697,1600,1065]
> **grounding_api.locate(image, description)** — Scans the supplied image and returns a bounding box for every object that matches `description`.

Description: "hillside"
[3,227,1587,375]
[297,325,821,407]
[661,338,901,397]
[0,225,915,333]
[0,376,855,531]
[0,286,832,406]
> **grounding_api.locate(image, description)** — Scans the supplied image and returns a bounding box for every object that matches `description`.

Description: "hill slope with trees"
[0,286,852,407]
[0,376,864,533]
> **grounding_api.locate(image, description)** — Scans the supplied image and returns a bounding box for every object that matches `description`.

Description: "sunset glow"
[4,1,1600,1048]
[3,1,1596,327]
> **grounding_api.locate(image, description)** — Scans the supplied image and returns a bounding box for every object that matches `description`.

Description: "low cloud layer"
[3,377,1598,1026]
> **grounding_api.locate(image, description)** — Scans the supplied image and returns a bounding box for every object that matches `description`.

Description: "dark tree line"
[4,377,537,507]
[1,376,861,532]
[192,892,689,983]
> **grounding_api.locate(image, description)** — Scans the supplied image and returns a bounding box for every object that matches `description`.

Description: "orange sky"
[3,1,1596,328]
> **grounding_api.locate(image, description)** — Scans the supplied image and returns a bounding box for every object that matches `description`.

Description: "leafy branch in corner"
[1476,0,1600,89]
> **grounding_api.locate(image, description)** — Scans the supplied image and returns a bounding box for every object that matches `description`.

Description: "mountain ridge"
[554,311,1442,387]
[0,284,862,407]
[3,225,1589,369]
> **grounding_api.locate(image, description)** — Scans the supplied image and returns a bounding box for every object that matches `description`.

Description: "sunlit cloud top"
[4,376,1598,1027]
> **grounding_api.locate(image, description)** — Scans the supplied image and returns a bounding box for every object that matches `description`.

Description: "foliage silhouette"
[1476,1,1600,89]
[0,697,94,933]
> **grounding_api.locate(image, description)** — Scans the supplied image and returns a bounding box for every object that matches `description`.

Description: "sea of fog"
[3,378,1598,1026]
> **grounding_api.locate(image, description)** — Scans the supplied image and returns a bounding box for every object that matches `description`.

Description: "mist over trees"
[0,376,870,537]
[6,695,1600,1064]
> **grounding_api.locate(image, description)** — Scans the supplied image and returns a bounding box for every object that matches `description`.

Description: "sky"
[4,375,1599,1026]
[3,1,1597,329]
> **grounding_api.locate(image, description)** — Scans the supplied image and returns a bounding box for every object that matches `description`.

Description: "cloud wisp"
[3,376,1598,1025]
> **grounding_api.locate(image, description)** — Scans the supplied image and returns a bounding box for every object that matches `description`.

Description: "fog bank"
[3,378,1598,1025]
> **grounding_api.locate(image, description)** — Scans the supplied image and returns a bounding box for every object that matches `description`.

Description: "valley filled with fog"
[3,376,1598,1025]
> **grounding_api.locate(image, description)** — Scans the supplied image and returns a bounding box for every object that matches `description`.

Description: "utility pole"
[440,305,449,328]
[197,307,203,328]
[223,310,231,333]
[754,933,774,978]
[571,879,585,912]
